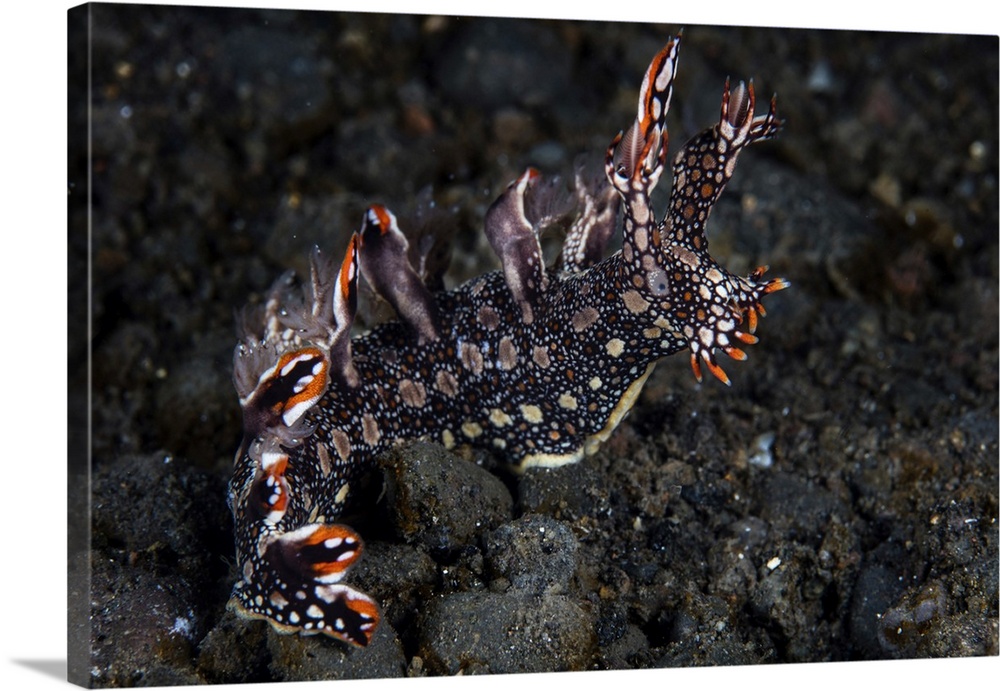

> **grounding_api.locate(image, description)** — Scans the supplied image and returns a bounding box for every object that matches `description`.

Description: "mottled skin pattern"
[226,34,787,646]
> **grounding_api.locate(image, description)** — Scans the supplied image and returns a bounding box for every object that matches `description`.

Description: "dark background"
[68,3,997,685]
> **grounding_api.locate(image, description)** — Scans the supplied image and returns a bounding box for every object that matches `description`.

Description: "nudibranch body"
[227,34,787,647]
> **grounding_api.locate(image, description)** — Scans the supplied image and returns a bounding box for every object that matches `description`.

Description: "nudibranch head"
[227,518,380,646]
[604,35,787,385]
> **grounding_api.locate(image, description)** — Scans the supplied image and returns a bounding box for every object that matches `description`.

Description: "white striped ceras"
[226,33,787,646]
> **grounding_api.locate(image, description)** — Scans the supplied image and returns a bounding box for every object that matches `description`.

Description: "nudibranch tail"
[228,520,379,646]
[237,346,329,442]
[228,32,788,646]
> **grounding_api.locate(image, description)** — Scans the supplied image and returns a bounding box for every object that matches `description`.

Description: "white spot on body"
[498,337,519,370]
[671,245,700,269]
[334,483,350,505]
[280,355,304,377]
[572,307,600,332]
[261,450,288,473]
[489,408,513,427]
[399,379,427,408]
[331,429,352,462]
[362,414,381,446]
[478,304,500,331]
[584,364,655,456]
[435,369,460,397]
[282,398,315,427]
[532,346,551,368]
[317,444,332,477]
[634,227,648,252]
[460,342,485,375]
[622,290,650,314]
[520,404,544,424]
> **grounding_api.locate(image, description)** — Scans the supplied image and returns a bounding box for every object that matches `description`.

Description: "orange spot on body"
[724,346,747,361]
[703,357,731,386]
[339,234,359,300]
[370,204,393,234]
[271,348,329,415]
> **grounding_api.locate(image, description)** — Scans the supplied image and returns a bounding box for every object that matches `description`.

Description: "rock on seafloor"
[380,441,515,554]
[418,591,596,674]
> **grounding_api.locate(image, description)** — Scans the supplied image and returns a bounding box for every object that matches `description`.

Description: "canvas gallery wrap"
[68,2,998,687]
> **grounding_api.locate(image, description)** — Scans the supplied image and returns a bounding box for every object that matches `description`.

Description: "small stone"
[266,618,406,681]
[197,609,269,684]
[380,442,514,554]
[484,514,578,594]
[419,591,595,674]
[518,460,608,520]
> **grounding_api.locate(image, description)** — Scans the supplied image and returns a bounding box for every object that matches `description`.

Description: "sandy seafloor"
[62,2,997,687]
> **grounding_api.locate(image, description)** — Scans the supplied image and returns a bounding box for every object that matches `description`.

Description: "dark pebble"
[483,514,578,594]
[91,452,231,569]
[655,592,777,666]
[518,459,609,520]
[89,556,203,687]
[266,618,407,681]
[350,541,439,633]
[755,471,846,543]
[196,609,270,684]
[599,623,653,669]
[380,442,514,555]
[847,543,910,658]
[746,543,831,662]
[418,591,595,674]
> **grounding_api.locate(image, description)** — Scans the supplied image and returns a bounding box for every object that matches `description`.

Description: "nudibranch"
[227,34,787,646]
